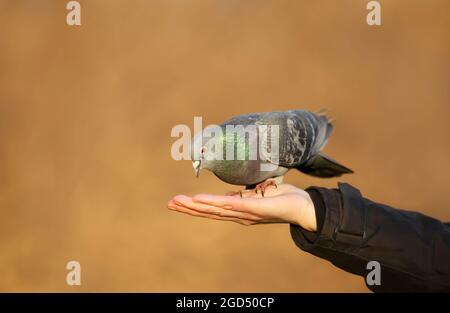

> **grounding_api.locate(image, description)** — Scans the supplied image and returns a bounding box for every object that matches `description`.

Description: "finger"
[192,194,267,215]
[173,195,262,221]
[225,189,258,198]
[168,200,279,225]
[169,201,231,219]
[168,201,255,226]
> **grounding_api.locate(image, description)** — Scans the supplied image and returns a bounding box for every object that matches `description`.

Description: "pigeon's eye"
[200,146,207,154]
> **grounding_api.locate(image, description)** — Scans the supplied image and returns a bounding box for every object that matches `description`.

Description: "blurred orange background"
[0,0,449,292]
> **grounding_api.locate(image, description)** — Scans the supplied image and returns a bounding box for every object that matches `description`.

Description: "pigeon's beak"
[192,160,202,178]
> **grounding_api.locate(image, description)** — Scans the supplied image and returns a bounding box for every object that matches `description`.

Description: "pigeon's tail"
[296,153,353,178]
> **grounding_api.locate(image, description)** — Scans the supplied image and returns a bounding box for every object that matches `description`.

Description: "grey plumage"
[191,110,353,188]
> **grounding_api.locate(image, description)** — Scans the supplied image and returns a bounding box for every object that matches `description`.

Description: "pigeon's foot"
[225,190,244,198]
[255,179,278,197]
[225,179,278,198]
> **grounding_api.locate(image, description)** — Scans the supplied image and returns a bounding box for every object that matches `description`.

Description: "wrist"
[294,192,317,232]
[302,193,317,232]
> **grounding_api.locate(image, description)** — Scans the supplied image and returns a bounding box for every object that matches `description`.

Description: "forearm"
[290,183,450,292]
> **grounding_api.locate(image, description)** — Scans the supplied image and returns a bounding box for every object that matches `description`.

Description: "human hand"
[167,184,317,231]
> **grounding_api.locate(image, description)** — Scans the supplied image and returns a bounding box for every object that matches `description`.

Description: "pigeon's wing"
[221,113,263,127]
[258,110,333,167]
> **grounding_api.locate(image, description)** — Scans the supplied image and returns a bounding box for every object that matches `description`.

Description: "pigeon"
[191,110,353,195]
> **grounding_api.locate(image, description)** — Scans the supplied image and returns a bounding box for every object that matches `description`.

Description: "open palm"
[167,184,317,231]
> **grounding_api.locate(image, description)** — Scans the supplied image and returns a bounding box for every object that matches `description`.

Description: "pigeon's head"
[191,127,224,178]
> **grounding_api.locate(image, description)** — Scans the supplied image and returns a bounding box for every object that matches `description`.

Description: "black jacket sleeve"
[290,182,450,292]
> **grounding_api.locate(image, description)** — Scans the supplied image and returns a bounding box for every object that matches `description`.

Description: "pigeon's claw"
[225,190,244,198]
[255,179,278,197]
